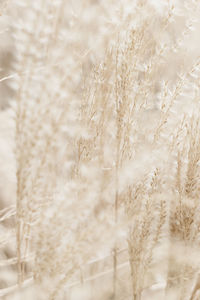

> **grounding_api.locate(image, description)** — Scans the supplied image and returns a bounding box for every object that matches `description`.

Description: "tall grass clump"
[0,0,200,299]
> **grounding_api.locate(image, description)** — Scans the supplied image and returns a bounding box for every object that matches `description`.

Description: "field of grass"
[1,0,200,299]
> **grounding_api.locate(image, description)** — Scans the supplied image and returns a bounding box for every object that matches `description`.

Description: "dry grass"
[0,0,200,299]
